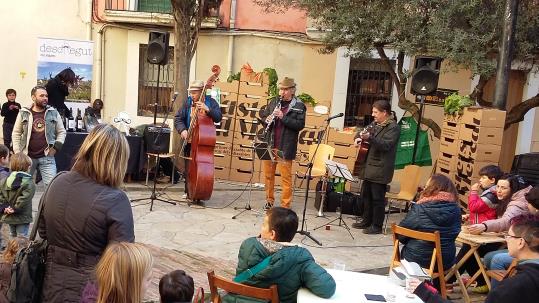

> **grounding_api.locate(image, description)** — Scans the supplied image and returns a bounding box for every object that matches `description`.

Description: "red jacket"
[468,186,497,224]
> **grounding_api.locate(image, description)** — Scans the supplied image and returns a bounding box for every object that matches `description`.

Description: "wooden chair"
[487,258,518,282]
[293,144,335,195]
[383,165,422,232]
[207,271,279,303]
[390,224,449,299]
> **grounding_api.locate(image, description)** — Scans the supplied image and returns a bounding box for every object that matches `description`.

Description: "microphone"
[171,92,179,102]
[326,113,344,121]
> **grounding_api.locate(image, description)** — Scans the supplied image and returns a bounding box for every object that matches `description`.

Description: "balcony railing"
[106,0,172,14]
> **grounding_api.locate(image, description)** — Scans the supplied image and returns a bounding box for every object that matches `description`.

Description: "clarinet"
[263,98,282,136]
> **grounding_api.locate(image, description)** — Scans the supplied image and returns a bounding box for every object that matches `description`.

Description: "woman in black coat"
[45,68,76,116]
[38,124,134,303]
[398,174,462,270]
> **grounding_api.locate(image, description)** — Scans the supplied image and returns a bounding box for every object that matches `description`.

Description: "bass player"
[352,100,400,234]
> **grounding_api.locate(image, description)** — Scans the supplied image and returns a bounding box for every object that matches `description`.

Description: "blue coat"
[398,200,461,270]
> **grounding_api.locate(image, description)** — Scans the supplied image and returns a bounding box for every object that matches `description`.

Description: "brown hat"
[278,77,296,89]
[187,80,205,91]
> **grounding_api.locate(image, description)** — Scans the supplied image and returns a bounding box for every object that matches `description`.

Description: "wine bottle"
[76,109,83,132]
[67,108,76,132]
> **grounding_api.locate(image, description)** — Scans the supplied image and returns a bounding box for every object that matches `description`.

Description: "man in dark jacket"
[259,77,306,209]
[352,100,400,234]
[174,80,222,203]
[226,207,336,303]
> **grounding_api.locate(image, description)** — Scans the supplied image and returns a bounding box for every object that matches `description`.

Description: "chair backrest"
[389,224,448,298]
[207,271,279,303]
[396,165,422,201]
[308,144,335,177]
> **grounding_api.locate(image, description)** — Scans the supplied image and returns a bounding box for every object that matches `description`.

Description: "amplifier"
[511,153,539,186]
[144,126,171,154]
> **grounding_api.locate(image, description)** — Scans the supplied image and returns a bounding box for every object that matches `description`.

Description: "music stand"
[314,160,355,239]
[232,139,274,219]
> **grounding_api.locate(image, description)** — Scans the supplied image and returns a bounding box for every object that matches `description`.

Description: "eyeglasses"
[504,233,522,240]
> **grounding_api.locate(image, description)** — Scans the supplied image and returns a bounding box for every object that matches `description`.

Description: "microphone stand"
[296,117,335,246]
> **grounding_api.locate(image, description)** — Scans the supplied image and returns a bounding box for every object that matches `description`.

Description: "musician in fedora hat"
[259,77,306,210]
[174,80,222,203]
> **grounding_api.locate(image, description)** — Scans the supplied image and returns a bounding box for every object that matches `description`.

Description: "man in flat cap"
[259,77,306,209]
[174,80,222,204]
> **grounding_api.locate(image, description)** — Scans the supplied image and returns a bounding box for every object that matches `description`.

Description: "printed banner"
[37,37,93,104]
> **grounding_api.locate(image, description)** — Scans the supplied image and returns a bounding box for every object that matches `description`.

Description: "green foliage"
[297,93,316,106]
[227,72,240,82]
[263,67,279,97]
[444,93,474,115]
[255,0,539,79]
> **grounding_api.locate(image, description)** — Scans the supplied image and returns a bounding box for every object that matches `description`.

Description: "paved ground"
[27,178,482,302]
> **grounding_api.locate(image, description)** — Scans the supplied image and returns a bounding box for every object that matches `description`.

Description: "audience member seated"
[411,214,539,303]
[39,124,135,302]
[0,237,29,303]
[467,165,503,225]
[81,242,154,303]
[225,207,336,303]
[456,174,531,293]
[397,174,461,270]
[159,270,194,303]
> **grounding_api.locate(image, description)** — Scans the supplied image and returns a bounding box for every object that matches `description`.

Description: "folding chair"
[383,165,422,232]
[293,144,335,195]
[207,271,279,303]
[487,258,518,282]
[389,224,449,299]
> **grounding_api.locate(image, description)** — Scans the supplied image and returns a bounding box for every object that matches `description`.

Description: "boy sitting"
[159,270,194,303]
[467,165,503,224]
[225,207,336,303]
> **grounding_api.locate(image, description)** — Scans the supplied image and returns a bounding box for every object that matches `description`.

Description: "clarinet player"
[259,77,306,210]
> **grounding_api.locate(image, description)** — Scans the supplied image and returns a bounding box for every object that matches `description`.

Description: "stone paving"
[28,179,481,302]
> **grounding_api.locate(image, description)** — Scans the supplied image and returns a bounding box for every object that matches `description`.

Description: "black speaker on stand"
[131,31,175,211]
[410,56,443,164]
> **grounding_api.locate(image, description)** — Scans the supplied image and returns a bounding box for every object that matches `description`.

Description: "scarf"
[416,191,456,204]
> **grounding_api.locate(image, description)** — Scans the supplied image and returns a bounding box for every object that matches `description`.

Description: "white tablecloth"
[298,269,424,302]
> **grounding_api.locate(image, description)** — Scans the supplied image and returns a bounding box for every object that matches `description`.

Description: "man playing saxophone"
[259,77,306,210]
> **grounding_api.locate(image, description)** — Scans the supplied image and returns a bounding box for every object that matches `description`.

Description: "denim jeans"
[9,224,29,237]
[30,156,57,188]
[484,249,512,289]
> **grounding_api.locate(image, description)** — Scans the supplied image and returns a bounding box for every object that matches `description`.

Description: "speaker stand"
[411,95,425,164]
[131,153,176,211]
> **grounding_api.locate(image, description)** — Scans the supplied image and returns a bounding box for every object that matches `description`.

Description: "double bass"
[181,65,220,200]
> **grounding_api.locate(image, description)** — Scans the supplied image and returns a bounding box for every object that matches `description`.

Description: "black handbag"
[7,172,65,303]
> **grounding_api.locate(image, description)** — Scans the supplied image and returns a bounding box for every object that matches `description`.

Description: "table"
[297,269,423,303]
[444,231,506,303]
[55,132,145,175]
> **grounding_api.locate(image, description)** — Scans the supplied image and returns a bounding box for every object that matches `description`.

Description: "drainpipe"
[87,0,92,40]
[226,0,237,77]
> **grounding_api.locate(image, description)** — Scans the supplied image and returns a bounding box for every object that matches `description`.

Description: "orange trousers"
[262,159,293,208]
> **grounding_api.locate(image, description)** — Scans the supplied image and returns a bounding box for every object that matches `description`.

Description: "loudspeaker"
[144,126,171,154]
[147,31,170,65]
[511,153,539,186]
[410,56,443,95]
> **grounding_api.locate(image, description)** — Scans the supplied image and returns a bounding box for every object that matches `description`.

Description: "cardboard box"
[233,118,263,142]
[297,128,324,146]
[437,152,457,174]
[214,142,233,157]
[459,124,503,145]
[215,117,236,144]
[435,165,454,181]
[454,174,472,198]
[457,140,501,162]
[327,128,356,144]
[305,112,329,126]
[441,120,460,140]
[214,154,231,169]
[235,103,263,119]
[231,156,261,173]
[214,81,239,94]
[219,92,238,117]
[439,136,459,156]
[443,113,462,124]
[229,169,258,183]
[237,93,268,105]
[461,107,506,128]
[240,69,270,85]
[456,158,497,181]
[214,166,230,180]
[239,81,269,96]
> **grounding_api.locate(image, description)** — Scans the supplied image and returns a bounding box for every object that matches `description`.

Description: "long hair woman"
[45,67,77,116]
[38,124,135,303]
[95,242,153,303]
[0,237,29,303]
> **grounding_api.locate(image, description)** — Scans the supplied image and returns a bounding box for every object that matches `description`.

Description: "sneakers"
[471,285,489,294]
[362,226,383,235]
[351,220,371,229]
[264,202,274,210]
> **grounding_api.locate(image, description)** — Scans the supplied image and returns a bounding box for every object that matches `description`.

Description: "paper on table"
[401,259,431,279]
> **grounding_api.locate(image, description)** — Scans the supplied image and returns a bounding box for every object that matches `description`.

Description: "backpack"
[7,172,65,303]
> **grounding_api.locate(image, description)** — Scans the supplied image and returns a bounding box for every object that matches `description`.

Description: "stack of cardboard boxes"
[435,107,506,208]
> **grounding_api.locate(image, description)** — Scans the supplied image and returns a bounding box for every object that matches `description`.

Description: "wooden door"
[482,70,527,171]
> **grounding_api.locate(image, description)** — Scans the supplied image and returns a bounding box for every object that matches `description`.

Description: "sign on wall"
[37,37,93,106]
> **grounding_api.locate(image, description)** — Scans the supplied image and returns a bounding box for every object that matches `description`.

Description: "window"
[345,58,394,127]
[138,44,175,117]
[138,0,172,13]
